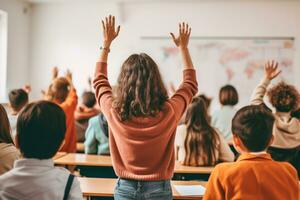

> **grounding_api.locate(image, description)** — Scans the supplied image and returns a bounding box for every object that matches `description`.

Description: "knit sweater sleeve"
[250,77,271,105]
[169,69,198,122]
[93,62,113,117]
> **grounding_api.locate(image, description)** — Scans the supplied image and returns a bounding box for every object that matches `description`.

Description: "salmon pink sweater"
[93,62,198,180]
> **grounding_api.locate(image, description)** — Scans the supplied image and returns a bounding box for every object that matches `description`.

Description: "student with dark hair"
[0,101,82,199]
[251,60,300,177]
[204,105,299,200]
[8,87,30,137]
[46,68,78,153]
[94,16,197,199]
[75,91,99,142]
[175,97,233,165]
[0,104,20,175]
[211,84,239,141]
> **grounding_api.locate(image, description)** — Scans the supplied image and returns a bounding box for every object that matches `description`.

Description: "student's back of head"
[184,97,220,166]
[16,101,66,159]
[0,104,14,144]
[267,81,300,113]
[82,91,96,108]
[9,89,29,113]
[219,85,238,106]
[47,77,70,104]
[232,105,275,152]
[114,53,168,121]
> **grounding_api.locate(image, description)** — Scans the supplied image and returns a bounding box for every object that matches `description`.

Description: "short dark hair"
[268,81,300,112]
[219,85,239,106]
[9,89,29,112]
[82,91,96,108]
[232,105,275,152]
[17,101,66,159]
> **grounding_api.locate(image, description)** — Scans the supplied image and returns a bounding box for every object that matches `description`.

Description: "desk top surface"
[55,153,214,174]
[78,177,207,200]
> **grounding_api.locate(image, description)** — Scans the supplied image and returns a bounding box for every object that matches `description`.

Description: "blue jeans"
[114,178,172,200]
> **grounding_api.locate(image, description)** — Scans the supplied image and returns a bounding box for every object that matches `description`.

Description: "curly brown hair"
[267,81,300,112]
[114,53,168,121]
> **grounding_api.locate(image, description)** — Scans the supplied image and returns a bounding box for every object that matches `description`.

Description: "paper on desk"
[174,185,206,196]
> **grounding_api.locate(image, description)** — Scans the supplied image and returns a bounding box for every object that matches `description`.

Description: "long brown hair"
[114,53,168,121]
[183,97,220,166]
[0,104,14,144]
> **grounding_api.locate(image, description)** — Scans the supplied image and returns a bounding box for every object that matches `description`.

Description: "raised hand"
[52,67,59,80]
[170,22,191,49]
[101,15,120,48]
[264,60,281,80]
[65,69,73,84]
[23,84,32,93]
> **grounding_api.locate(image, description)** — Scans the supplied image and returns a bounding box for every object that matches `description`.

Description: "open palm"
[102,15,120,48]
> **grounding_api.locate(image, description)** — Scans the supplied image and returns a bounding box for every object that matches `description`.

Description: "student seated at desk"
[84,113,109,155]
[75,91,100,143]
[211,84,238,142]
[175,96,234,166]
[204,105,299,200]
[45,68,78,153]
[0,101,82,200]
[0,104,20,175]
[251,60,300,177]
[8,86,30,137]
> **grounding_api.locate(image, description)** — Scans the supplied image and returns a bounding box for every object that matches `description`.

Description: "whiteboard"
[141,37,295,110]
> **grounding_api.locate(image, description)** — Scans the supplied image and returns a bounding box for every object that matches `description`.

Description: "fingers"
[112,16,115,28]
[179,23,182,34]
[170,32,176,41]
[178,22,190,35]
[116,25,121,36]
[188,27,191,37]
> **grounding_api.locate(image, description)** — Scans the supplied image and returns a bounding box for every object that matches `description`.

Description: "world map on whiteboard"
[142,38,295,108]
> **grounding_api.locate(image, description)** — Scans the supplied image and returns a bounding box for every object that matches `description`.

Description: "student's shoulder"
[89,115,100,124]
[211,162,236,177]
[274,160,298,175]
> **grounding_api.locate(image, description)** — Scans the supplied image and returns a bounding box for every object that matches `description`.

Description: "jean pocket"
[114,180,136,199]
[144,183,172,199]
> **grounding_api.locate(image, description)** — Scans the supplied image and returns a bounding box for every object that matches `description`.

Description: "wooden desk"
[79,177,206,199]
[55,153,112,167]
[76,143,85,153]
[52,152,67,160]
[54,153,214,174]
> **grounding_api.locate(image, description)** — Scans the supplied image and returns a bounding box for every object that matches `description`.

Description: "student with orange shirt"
[203,104,299,200]
[93,16,197,199]
[46,68,78,153]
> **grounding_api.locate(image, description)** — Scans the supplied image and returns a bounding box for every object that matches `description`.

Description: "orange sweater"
[93,62,198,180]
[204,153,299,200]
[59,88,78,153]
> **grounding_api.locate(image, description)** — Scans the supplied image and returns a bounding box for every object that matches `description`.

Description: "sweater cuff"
[95,62,108,76]
[260,77,271,87]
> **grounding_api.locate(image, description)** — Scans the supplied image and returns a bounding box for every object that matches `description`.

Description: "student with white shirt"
[211,85,239,141]
[175,96,234,166]
[0,101,82,200]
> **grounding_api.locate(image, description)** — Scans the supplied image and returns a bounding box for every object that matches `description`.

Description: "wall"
[27,0,300,103]
[0,0,31,102]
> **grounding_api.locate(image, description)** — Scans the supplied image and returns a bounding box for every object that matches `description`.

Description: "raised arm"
[61,70,78,109]
[250,60,281,105]
[97,15,120,63]
[170,23,194,70]
[93,15,120,116]
[169,23,198,122]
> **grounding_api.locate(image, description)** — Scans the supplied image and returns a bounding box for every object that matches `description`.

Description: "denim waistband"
[117,178,171,190]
